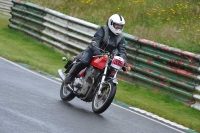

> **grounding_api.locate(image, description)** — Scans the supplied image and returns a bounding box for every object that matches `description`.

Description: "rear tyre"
[92,80,116,114]
[60,82,75,101]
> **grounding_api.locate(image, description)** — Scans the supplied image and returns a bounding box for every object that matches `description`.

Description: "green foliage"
[26,0,200,53]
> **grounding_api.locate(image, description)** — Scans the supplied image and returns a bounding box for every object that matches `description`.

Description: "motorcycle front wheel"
[92,80,116,114]
[60,82,75,101]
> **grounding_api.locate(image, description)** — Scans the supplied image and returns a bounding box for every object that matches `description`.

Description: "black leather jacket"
[89,26,127,60]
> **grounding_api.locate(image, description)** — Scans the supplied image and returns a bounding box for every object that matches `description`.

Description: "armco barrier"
[6,0,200,110]
[0,0,13,16]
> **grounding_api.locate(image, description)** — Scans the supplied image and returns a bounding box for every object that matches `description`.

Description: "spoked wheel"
[60,82,75,101]
[92,80,116,114]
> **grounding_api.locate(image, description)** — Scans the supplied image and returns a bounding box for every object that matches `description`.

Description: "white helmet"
[108,14,125,35]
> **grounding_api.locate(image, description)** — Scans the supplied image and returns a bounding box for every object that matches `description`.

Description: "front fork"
[97,61,118,95]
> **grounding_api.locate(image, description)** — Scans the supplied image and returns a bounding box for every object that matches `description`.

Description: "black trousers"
[69,47,94,76]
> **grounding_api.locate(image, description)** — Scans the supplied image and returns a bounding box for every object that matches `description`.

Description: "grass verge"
[0,13,200,132]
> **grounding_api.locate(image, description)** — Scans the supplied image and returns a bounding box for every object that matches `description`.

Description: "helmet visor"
[113,23,124,30]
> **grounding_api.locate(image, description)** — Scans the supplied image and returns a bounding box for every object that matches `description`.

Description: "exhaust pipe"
[58,69,65,81]
[58,69,79,96]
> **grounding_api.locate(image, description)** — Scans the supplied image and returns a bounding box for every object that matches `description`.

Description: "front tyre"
[60,82,75,101]
[92,80,116,114]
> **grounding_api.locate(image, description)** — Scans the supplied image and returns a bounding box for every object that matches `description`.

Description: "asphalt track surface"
[0,57,190,133]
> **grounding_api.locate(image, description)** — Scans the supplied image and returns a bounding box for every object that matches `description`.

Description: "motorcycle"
[58,41,131,114]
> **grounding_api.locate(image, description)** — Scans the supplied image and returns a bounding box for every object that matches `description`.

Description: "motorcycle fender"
[112,78,118,84]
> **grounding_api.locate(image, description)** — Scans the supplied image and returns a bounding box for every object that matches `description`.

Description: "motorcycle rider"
[64,14,127,84]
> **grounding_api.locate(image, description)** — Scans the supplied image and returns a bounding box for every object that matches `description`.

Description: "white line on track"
[1,57,191,133]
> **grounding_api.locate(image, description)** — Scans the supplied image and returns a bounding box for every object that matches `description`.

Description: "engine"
[73,66,100,97]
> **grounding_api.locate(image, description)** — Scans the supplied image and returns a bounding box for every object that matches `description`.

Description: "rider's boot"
[64,74,75,84]
[64,62,84,84]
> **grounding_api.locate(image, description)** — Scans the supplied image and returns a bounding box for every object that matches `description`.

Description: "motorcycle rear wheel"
[92,80,116,114]
[60,82,75,101]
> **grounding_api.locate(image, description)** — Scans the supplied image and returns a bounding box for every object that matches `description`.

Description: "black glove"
[89,42,102,55]
[122,66,126,71]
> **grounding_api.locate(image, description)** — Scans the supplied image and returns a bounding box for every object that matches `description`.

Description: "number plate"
[111,56,124,70]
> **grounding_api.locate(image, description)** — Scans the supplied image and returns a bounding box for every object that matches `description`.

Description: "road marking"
[0,56,194,133]
[0,57,61,85]
[112,103,190,133]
